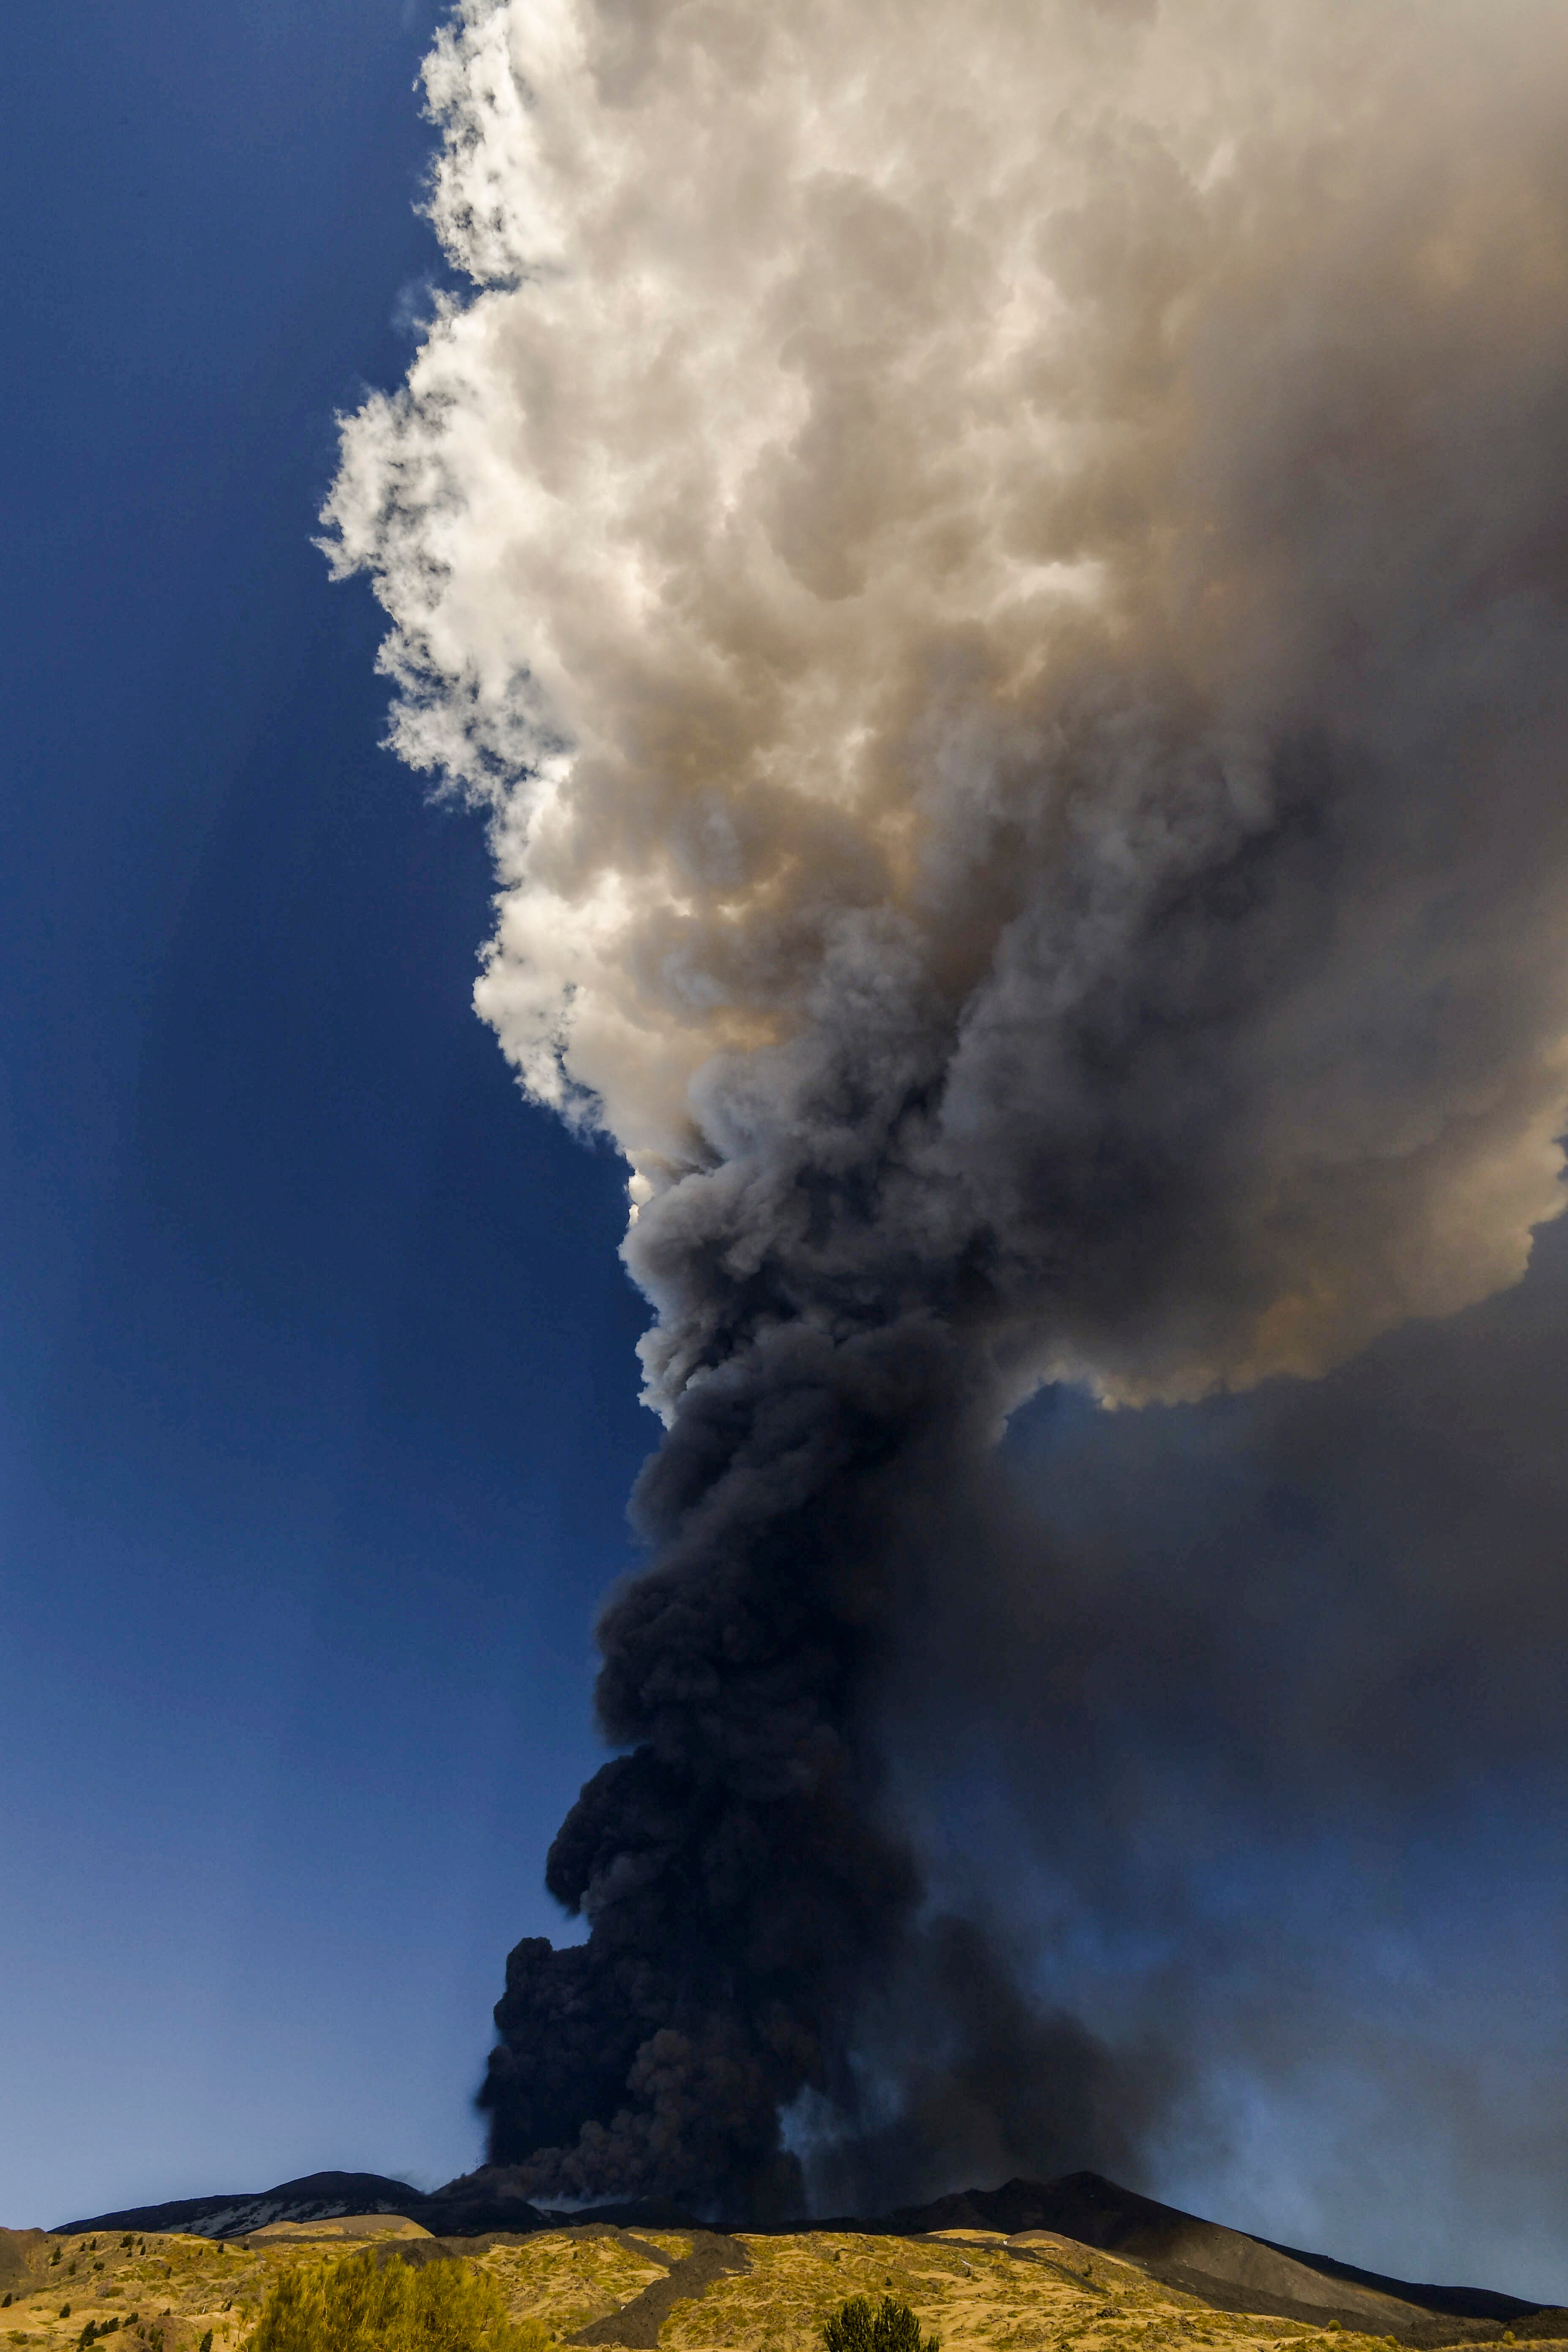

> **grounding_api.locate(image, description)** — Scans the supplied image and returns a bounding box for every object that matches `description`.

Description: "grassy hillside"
[0,2218,1560,2352]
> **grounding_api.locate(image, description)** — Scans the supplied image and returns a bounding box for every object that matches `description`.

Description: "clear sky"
[0,0,652,2227]
[5,0,1568,2311]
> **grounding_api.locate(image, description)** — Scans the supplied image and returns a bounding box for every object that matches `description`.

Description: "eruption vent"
[325,0,1568,2218]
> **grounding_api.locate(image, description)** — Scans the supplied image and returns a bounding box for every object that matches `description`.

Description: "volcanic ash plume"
[324,0,1568,2216]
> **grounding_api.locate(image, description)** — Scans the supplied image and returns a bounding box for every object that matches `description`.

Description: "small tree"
[823,2296,938,2352]
[824,2300,875,2352]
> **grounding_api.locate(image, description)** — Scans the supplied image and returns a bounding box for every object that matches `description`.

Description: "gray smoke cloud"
[324,0,1568,2221]
[883,1218,1568,2290]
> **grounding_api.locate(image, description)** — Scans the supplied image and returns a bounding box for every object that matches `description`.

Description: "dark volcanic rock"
[54,2172,436,2240]
[548,2199,708,2232]
[841,2174,1549,2342]
[1258,2230,1552,2326]
[406,2172,548,2238]
[570,2229,750,2348]
[47,2159,1560,2344]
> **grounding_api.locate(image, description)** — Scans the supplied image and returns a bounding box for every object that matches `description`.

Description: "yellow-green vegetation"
[468,2236,674,2339]
[1,2232,253,2352]
[0,2221,1555,2352]
[249,2251,544,2352]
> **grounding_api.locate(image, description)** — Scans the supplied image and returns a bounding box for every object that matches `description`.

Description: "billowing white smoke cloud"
[324,0,1568,2215]
[327,0,1568,1417]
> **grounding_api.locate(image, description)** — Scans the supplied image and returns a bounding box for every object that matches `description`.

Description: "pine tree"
[822,2295,939,2352]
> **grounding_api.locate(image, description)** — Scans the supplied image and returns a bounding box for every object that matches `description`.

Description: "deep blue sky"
[6,0,1568,2304]
[1,0,652,2224]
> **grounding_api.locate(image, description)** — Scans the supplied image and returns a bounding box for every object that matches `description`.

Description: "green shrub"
[248,2251,546,2352]
[822,2296,938,2352]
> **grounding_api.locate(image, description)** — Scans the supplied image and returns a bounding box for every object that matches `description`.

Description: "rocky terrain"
[2,2176,1560,2352]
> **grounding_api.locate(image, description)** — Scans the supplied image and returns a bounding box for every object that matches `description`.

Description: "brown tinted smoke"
[324,0,1568,2218]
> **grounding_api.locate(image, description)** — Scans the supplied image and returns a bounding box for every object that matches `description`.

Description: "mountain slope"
[47,2167,1564,2343]
[845,2176,1549,2331]
[52,2175,438,2242]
